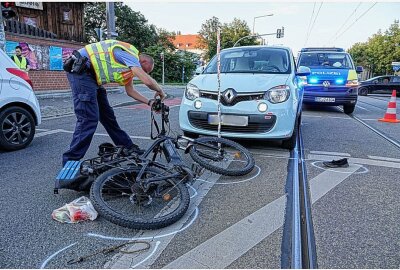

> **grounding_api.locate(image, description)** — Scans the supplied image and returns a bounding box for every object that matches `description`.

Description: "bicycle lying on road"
[56,99,255,229]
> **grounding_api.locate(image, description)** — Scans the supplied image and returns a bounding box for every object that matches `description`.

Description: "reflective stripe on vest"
[13,56,27,70]
[85,40,139,86]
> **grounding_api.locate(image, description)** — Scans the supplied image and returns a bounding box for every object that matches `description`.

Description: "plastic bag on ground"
[52,196,98,223]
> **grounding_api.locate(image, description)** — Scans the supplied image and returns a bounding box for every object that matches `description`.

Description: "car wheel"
[282,118,298,150]
[358,87,368,96]
[343,104,355,114]
[0,106,35,151]
[183,131,199,139]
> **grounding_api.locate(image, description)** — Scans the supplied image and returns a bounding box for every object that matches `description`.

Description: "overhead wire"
[328,2,362,43]
[334,2,378,42]
[305,2,324,46]
[304,2,316,47]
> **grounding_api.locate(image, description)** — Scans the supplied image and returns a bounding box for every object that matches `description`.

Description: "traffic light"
[276,28,282,39]
[281,27,284,38]
[1,2,16,19]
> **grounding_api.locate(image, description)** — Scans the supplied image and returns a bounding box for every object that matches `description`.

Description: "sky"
[125,1,400,54]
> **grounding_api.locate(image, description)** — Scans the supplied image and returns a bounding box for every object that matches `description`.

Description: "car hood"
[189,73,290,92]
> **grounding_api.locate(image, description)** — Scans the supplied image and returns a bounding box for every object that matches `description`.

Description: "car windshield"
[298,52,354,69]
[203,47,291,74]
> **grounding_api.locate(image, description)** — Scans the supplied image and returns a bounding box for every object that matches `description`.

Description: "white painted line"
[308,154,400,169]
[368,155,400,163]
[40,242,78,269]
[36,128,50,132]
[163,195,287,269]
[356,105,370,111]
[58,129,152,140]
[310,151,351,157]
[302,114,350,120]
[42,113,76,121]
[35,129,64,138]
[309,165,361,203]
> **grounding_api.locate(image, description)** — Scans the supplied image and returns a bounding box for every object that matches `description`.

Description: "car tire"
[282,118,298,150]
[0,106,35,151]
[183,131,199,139]
[358,87,369,96]
[343,104,355,114]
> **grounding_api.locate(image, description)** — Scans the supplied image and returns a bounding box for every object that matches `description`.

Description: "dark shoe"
[323,158,349,168]
[122,144,145,156]
[56,173,93,192]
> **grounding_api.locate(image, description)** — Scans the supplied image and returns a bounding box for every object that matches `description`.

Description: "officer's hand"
[154,90,166,101]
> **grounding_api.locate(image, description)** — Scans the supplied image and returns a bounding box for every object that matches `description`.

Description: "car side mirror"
[195,66,205,75]
[356,66,363,74]
[296,66,311,76]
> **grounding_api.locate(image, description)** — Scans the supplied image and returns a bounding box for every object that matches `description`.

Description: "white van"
[0,49,41,150]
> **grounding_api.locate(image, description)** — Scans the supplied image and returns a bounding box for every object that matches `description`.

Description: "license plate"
[208,114,248,126]
[315,97,335,102]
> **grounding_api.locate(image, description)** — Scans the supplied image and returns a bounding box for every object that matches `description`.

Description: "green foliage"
[198,17,258,60]
[348,20,400,76]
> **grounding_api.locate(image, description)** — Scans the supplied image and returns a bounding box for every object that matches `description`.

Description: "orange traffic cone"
[379,90,400,123]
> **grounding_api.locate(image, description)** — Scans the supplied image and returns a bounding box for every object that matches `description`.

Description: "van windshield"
[298,52,354,69]
[204,47,291,74]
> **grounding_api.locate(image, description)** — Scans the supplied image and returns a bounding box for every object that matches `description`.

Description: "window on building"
[61,7,73,24]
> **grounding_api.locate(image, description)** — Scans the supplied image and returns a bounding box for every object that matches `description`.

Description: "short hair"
[140,53,154,66]
[15,46,22,50]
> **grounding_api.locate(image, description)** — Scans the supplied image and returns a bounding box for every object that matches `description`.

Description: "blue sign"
[5,41,19,57]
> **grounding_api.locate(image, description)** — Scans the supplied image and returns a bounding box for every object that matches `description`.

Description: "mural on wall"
[5,41,75,71]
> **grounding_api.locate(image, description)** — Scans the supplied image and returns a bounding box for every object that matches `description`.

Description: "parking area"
[1,89,400,268]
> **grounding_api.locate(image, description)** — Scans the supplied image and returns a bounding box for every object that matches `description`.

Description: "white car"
[0,49,41,150]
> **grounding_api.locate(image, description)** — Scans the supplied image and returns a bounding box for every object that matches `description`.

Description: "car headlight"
[346,80,359,87]
[265,85,290,103]
[185,84,200,100]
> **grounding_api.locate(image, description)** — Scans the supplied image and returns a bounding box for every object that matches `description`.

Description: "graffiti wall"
[5,40,74,70]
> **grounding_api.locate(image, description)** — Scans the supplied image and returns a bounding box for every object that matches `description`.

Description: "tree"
[197,16,222,61]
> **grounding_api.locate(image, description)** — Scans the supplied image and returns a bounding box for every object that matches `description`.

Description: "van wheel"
[0,106,35,151]
[343,104,355,114]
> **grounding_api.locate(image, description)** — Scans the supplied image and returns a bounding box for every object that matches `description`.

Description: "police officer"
[62,40,166,166]
[11,46,30,71]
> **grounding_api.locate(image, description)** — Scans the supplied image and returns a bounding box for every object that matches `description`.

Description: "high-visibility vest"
[13,55,28,70]
[85,40,139,86]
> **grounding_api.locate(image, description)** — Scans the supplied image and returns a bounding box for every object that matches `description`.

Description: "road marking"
[130,241,161,269]
[163,196,287,269]
[36,128,49,132]
[34,129,64,138]
[302,114,350,120]
[308,154,400,169]
[310,151,351,157]
[309,164,361,203]
[163,163,359,269]
[356,105,370,111]
[368,155,400,163]
[40,242,78,269]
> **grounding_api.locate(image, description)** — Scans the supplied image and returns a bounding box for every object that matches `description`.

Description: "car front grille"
[188,111,276,133]
[200,91,264,106]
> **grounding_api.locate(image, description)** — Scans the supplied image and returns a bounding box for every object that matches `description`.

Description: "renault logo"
[223,88,236,103]
[323,81,330,88]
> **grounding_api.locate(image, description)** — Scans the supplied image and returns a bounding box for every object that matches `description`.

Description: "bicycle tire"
[189,137,255,176]
[90,166,190,230]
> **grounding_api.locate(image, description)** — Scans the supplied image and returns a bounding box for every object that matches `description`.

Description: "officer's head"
[15,46,22,56]
[139,54,154,74]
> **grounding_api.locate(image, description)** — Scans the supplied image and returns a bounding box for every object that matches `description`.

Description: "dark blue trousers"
[62,71,133,166]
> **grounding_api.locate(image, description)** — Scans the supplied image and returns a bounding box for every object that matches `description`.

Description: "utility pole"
[0,6,5,51]
[161,52,165,85]
[106,2,118,39]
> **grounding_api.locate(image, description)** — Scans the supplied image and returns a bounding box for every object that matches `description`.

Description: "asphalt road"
[0,89,399,269]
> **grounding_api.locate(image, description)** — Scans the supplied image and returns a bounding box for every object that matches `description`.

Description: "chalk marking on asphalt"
[35,129,64,138]
[356,105,370,111]
[163,161,360,269]
[311,161,369,175]
[130,241,161,269]
[39,242,78,269]
[163,195,287,269]
[187,184,198,199]
[88,207,199,241]
[308,154,400,169]
[197,164,261,185]
[310,151,351,157]
[309,164,361,203]
[368,155,400,163]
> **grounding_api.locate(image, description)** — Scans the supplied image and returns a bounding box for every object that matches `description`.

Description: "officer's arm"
[130,67,165,99]
[124,80,151,105]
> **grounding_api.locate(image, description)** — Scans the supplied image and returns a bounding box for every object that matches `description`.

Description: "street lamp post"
[252,13,274,34]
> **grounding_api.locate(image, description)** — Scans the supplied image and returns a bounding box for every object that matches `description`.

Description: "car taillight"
[6,68,33,88]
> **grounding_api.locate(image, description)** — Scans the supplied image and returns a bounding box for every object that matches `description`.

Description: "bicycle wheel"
[90,166,190,230]
[189,137,255,176]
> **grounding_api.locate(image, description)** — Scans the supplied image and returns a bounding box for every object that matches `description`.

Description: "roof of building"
[171,34,201,50]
